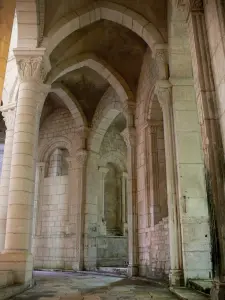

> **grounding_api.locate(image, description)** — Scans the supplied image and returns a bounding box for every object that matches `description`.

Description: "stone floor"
[12,271,178,300]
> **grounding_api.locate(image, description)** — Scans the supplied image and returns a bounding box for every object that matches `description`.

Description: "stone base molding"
[0,252,33,284]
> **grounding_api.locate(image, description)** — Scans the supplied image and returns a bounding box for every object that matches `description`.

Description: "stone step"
[188,279,212,295]
[169,287,209,300]
[0,271,14,288]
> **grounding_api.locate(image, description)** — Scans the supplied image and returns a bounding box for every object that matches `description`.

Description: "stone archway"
[43,1,164,55]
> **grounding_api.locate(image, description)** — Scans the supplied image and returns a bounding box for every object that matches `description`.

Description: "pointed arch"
[43,1,164,55]
[47,53,133,104]
[51,83,88,128]
[88,87,123,153]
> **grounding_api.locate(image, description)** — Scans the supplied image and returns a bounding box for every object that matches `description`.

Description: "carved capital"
[121,127,136,147]
[14,48,46,83]
[154,80,172,109]
[1,105,16,130]
[152,44,169,80]
[189,0,203,12]
[98,166,109,175]
[176,0,203,13]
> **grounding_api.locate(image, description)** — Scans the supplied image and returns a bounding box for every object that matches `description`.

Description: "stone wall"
[33,176,76,270]
[139,217,170,279]
[33,108,77,270]
[97,236,128,267]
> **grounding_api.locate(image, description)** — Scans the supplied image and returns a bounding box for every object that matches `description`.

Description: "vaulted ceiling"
[40,0,167,126]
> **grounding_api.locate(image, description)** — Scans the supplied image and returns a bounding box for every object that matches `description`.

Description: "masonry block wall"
[32,108,77,270]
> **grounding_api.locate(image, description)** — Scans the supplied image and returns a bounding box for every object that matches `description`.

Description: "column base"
[127,264,138,277]
[0,251,33,284]
[210,280,225,300]
[169,269,184,286]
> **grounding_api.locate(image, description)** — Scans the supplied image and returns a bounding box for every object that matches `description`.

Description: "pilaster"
[121,127,138,277]
[155,80,184,286]
[68,149,88,271]
[0,104,16,251]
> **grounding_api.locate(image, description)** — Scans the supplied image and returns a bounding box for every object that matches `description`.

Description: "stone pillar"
[187,1,225,296]
[69,149,88,271]
[146,121,162,227]
[33,162,45,237]
[121,127,138,277]
[0,48,49,284]
[155,81,183,286]
[98,167,109,235]
[121,172,128,235]
[0,0,16,100]
[0,104,15,251]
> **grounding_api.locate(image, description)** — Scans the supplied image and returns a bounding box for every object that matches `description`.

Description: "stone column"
[0,104,15,251]
[121,172,128,235]
[187,0,225,290]
[0,48,49,284]
[69,149,88,271]
[146,121,162,227]
[31,162,45,256]
[121,127,138,277]
[98,167,109,235]
[155,81,183,286]
[33,162,45,237]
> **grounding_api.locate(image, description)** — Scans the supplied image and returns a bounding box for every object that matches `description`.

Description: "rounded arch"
[47,54,133,104]
[51,83,88,128]
[43,1,164,55]
[39,136,73,163]
[16,0,39,47]
[88,87,123,153]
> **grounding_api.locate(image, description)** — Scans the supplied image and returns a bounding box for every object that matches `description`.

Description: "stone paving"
[12,271,178,300]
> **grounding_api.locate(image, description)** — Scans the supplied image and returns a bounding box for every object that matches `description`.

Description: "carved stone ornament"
[154,81,172,109]
[2,107,16,130]
[17,56,46,83]
[176,0,203,12]
[121,127,136,147]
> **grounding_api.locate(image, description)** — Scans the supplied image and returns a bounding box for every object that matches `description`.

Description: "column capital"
[121,127,136,147]
[98,166,109,174]
[176,0,203,14]
[146,120,163,134]
[1,104,16,130]
[152,44,168,80]
[13,48,47,84]
[152,44,168,62]
[122,171,128,178]
[154,80,172,109]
